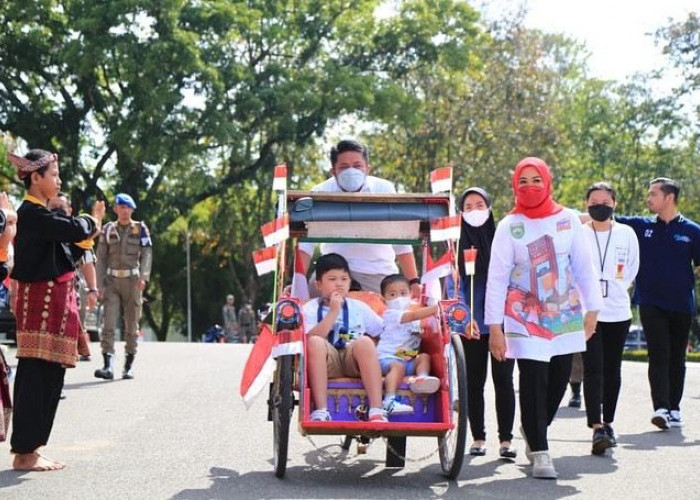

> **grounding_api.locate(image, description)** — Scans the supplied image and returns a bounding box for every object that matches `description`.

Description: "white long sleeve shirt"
[298,176,413,276]
[485,209,604,361]
[582,221,640,322]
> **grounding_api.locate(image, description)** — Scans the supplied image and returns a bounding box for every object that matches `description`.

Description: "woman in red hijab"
[484,157,603,479]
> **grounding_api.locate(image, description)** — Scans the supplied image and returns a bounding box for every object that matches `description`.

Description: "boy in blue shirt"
[616,177,700,429]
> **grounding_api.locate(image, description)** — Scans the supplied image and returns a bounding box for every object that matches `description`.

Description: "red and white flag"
[422,247,453,285]
[261,214,289,248]
[252,246,277,276]
[430,166,452,193]
[272,164,287,191]
[430,214,461,242]
[240,323,277,407]
[240,319,305,407]
[290,246,309,300]
[464,247,478,276]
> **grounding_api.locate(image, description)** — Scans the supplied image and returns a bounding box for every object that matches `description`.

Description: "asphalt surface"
[0,342,698,499]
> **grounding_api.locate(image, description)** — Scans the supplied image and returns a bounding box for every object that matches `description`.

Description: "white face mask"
[386,296,412,311]
[336,168,367,192]
[462,208,490,227]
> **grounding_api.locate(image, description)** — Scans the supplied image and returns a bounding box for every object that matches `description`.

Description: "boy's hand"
[328,292,343,313]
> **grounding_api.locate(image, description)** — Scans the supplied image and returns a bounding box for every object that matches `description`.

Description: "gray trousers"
[101,276,142,355]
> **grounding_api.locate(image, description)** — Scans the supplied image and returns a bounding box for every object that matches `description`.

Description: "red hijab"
[509,157,563,219]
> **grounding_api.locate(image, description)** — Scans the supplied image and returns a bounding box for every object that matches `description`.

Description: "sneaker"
[651,409,670,430]
[368,412,388,423]
[520,425,533,464]
[568,392,581,408]
[591,427,614,455]
[603,423,617,447]
[310,409,332,422]
[409,375,440,394]
[669,410,683,428]
[532,451,558,479]
[383,397,414,415]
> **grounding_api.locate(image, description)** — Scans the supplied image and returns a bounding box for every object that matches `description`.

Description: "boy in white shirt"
[378,274,441,415]
[303,253,387,422]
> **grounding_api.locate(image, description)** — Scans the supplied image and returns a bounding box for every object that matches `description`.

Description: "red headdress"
[509,157,563,219]
[6,152,58,179]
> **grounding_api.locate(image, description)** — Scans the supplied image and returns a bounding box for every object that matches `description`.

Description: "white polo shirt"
[298,176,413,276]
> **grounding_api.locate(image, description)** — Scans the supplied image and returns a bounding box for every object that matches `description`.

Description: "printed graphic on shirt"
[510,222,525,239]
[674,234,691,243]
[504,234,583,340]
[556,218,571,232]
[615,247,627,280]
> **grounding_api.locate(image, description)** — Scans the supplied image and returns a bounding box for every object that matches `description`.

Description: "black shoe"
[603,423,617,447]
[122,353,135,380]
[499,446,517,460]
[469,444,486,456]
[94,353,114,380]
[568,393,582,408]
[592,427,614,455]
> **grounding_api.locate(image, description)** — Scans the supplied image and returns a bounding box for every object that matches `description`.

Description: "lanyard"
[317,299,349,344]
[592,224,613,273]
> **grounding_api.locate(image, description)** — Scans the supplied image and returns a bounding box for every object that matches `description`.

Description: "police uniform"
[95,194,152,379]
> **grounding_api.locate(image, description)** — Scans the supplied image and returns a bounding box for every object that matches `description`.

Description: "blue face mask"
[336,168,367,192]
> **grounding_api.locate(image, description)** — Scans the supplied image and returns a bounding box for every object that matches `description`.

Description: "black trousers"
[10,358,65,454]
[462,335,515,442]
[582,320,630,427]
[639,305,692,411]
[518,354,572,452]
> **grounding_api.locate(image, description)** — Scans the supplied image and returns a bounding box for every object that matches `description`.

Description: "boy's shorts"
[379,357,416,376]
[324,340,362,378]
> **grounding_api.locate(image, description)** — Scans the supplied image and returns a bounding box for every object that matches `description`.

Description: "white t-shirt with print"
[298,176,413,276]
[484,208,604,362]
[377,308,422,361]
[303,297,383,345]
[583,221,640,322]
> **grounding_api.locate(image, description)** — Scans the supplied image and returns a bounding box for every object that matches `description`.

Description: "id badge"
[600,279,608,298]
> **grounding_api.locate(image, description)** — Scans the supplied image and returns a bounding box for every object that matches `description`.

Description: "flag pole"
[271,164,288,328]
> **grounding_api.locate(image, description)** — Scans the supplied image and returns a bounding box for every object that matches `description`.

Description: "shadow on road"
[0,469,30,490]
[618,429,700,451]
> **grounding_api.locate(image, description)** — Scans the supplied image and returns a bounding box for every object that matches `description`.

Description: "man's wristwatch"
[408,277,421,286]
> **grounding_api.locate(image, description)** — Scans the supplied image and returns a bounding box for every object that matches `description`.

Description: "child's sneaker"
[310,409,332,422]
[383,397,414,415]
[409,375,440,394]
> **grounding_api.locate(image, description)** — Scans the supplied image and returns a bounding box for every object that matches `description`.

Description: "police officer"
[94,193,152,380]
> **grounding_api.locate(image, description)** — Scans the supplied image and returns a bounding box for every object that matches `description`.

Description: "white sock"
[416,372,429,378]
[383,393,396,405]
[369,407,384,417]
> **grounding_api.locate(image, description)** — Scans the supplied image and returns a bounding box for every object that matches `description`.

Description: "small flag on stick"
[272,164,287,191]
[430,214,461,242]
[430,166,452,193]
[260,214,289,248]
[464,247,478,276]
[252,246,277,276]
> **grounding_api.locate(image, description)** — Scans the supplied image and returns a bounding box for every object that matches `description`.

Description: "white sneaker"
[531,451,558,479]
[669,410,683,428]
[409,375,440,394]
[310,409,332,422]
[383,397,414,415]
[651,408,670,430]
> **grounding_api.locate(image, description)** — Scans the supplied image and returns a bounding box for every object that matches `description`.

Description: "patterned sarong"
[15,273,83,367]
[0,348,11,441]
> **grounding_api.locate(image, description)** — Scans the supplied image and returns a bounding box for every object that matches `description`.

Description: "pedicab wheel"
[438,333,468,480]
[272,355,294,478]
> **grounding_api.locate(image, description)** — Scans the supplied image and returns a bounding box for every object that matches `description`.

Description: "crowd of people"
[298,139,700,480]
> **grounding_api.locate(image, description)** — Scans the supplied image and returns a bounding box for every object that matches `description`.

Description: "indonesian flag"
[464,247,477,276]
[240,322,305,407]
[422,247,453,284]
[261,214,289,248]
[272,164,287,191]
[430,166,452,193]
[430,214,461,242]
[290,246,309,300]
[240,323,277,407]
[252,246,277,276]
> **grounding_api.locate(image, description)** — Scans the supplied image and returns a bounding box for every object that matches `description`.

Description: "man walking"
[222,294,238,343]
[617,178,700,429]
[95,193,152,380]
[238,300,257,343]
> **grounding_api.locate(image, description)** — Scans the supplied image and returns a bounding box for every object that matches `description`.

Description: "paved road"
[0,342,698,499]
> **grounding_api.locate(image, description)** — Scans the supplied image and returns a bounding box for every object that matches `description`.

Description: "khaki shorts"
[324,340,362,378]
